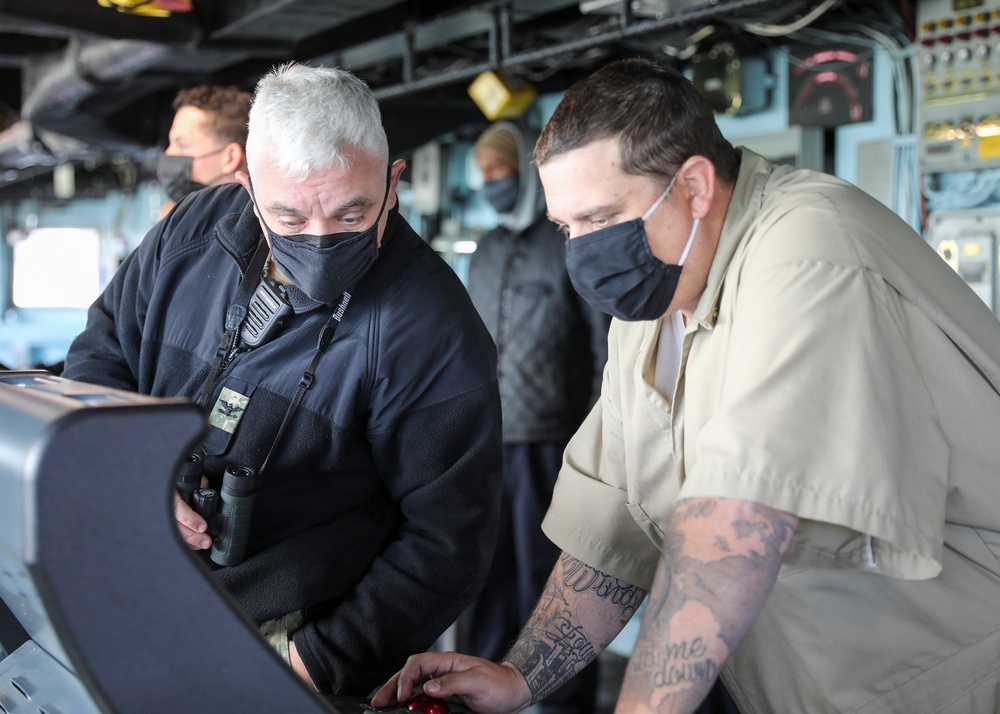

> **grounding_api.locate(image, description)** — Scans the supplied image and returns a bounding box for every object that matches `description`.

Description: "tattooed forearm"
[618,497,798,714]
[505,553,648,706]
[672,498,717,524]
[629,636,719,689]
[560,553,646,621]
[506,610,597,702]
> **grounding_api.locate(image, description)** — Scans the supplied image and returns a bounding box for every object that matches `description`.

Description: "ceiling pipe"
[372,0,784,100]
[21,37,169,120]
[619,0,634,28]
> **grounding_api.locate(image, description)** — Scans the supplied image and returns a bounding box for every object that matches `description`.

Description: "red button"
[408,695,450,714]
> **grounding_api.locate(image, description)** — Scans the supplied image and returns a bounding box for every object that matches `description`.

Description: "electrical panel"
[926,208,1000,312]
[691,43,772,116]
[787,43,873,127]
[917,0,1000,172]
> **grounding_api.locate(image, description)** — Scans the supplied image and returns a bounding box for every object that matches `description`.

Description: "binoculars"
[176,452,257,567]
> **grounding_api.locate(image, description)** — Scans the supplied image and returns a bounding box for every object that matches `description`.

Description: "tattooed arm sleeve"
[618,497,798,714]
[503,552,648,706]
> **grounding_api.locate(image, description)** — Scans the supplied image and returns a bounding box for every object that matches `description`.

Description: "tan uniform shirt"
[542,149,1000,713]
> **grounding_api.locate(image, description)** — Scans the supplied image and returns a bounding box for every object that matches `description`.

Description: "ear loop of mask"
[191,144,230,187]
[192,144,228,161]
[642,172,700,267]
[677,217,699,267]
[642,172,679,222]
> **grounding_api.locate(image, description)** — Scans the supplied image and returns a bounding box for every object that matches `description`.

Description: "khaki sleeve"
[680,254,948,580]
[543,320,662,589]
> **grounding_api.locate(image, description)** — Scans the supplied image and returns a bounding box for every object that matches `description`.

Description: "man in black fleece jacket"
[61,62,503,695]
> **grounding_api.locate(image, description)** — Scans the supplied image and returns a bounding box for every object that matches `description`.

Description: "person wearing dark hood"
[62,63,503,696]
[462,122,609,714]
[156,85,252,217]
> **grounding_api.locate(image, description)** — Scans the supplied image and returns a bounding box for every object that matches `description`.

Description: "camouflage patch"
[209,387,250,434]
[259,610,305,666]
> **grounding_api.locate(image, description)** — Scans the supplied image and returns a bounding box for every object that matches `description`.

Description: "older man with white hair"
[62,62,503,695]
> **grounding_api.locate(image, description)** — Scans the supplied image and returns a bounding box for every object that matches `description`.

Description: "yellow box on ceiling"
[468,70,536,121]
[96,0,192,17]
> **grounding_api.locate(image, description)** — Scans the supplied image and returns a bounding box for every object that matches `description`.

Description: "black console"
[0,371,333,713]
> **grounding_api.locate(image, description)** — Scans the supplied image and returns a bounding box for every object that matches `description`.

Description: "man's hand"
[372,653,531,714]
[373,551,643,713]
[174,478,211,549]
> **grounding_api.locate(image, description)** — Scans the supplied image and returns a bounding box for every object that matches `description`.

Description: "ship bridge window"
[11,227,101,309]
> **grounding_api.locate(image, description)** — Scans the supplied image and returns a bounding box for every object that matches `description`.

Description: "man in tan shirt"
[374,59,1000,714]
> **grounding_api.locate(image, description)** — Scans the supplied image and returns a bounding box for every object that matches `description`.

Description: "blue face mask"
[250,167,390,306]
[482,175,519,214]
[565,173,699,321]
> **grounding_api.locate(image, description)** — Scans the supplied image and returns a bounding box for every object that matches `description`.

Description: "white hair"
[246,62,388,180]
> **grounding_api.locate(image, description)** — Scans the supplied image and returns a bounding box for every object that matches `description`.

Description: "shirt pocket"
[626,499,666,550]
[201,377,257,457]
[622,385,680,550]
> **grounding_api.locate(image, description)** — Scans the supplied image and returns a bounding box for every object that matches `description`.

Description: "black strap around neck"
[196,240,352,485]
[257,298,347,478]
[196,240,270,408]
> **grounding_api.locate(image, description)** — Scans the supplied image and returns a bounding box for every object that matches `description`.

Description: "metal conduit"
[372,0,784,100]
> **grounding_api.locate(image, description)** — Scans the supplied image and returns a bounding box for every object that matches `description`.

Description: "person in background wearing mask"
[462,122,609,714]
[62,63,502,697]
[376,58,1000,714]
[156,84,252,217]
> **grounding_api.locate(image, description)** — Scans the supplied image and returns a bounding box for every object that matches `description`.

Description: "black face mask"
[250,167,391,306]
[565,174,699,321]
[482,175,519,214]
[156,145,227,202]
